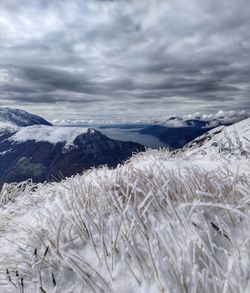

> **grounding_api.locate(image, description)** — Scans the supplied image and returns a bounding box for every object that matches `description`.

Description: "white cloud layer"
[53,110,249,128]
[0,0,249,119]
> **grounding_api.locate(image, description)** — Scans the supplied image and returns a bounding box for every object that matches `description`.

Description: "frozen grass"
[0,147,250,292]
[182,118,250,160]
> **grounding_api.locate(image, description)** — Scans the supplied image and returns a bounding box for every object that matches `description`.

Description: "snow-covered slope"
[11,125,91,149]
[0,121,19,133]
[0,108,91,148]
[0,127,144,187]
[0,109,144,187]
[0,107,53,138]
[0,118,249,292]
[138,111,249,149]
[182,117,250,159]
[0,107,52,127]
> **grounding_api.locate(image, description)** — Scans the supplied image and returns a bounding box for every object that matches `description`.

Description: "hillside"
[0,108,52,128]
[139,111,249,149]
[0,118,249,292]
[183,117,250,158]
[0,108,144,187]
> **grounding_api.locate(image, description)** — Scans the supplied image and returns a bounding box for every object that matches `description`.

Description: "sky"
[0,0,249,121]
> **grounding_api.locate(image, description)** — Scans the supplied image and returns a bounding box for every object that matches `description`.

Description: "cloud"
[185,110,250,127]
[145,110,250,128]
[0,0,249,119]
[52,110,249,126]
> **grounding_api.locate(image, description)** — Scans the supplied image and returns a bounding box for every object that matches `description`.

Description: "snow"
[10,125,90,148]
[130,154,222,173]
[0,121,19,132]
[177,118,250,175]
[0,108,94,148]
[0,118,250,292]
[184,118,250,158]
[0,107,51,127]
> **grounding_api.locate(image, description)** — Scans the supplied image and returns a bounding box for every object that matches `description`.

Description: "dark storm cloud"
[0,0,249,119]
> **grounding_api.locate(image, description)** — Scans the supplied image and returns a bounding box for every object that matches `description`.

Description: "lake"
[63,123,169,149]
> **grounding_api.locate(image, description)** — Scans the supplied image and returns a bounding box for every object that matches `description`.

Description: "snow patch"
[0,107,51,127]
[184,118,250,158]
[0,121,19,132]
[10,125,91,148]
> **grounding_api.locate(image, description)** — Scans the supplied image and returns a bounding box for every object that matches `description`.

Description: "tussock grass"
[0,149,250,292]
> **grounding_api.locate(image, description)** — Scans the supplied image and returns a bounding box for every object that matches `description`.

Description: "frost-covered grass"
[182,118,250,160]
[0,148,250,293]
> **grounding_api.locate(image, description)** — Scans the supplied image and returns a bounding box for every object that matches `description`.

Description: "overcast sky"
[0,0,249,120]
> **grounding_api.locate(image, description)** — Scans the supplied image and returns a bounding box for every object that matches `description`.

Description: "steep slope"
[0,107,53,144]
[0,126,144,187]
[182,117,250,159]
[0,108,144,187]
[0,107,52,127]
[139,112,249,149]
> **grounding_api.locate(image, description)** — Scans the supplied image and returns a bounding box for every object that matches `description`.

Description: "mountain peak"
[0,107,52,127]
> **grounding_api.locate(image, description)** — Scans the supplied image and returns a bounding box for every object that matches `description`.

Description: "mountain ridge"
[0,108,144,187]
[0,107,52,127]
[139,113,249,149]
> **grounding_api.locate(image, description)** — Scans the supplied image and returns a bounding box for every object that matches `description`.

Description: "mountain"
[0,127,144,186]
[0,118,249,292]
[0,109,144,187]
[0,107,52,127]
[139,119,212,149]
[182,117,250,159]
[0,108,53,143]
[139,114,248,149]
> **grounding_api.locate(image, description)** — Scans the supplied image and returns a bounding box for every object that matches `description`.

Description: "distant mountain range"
[139,113,249,149]
[0,108,144,187]
[0,108,248,187]
[139,120,211,149]
[52,111,249,150]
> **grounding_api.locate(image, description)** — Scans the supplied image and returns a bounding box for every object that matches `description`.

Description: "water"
[63,123,169,149]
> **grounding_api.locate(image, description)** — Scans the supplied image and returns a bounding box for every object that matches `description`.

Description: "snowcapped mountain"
[0,118,249,292]
[0,107,52,127]
[139,112,249,149]
[0,108,144,187]
[0,107,53,141]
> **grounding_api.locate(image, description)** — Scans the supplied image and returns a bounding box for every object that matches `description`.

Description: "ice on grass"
[0,118,250,292]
